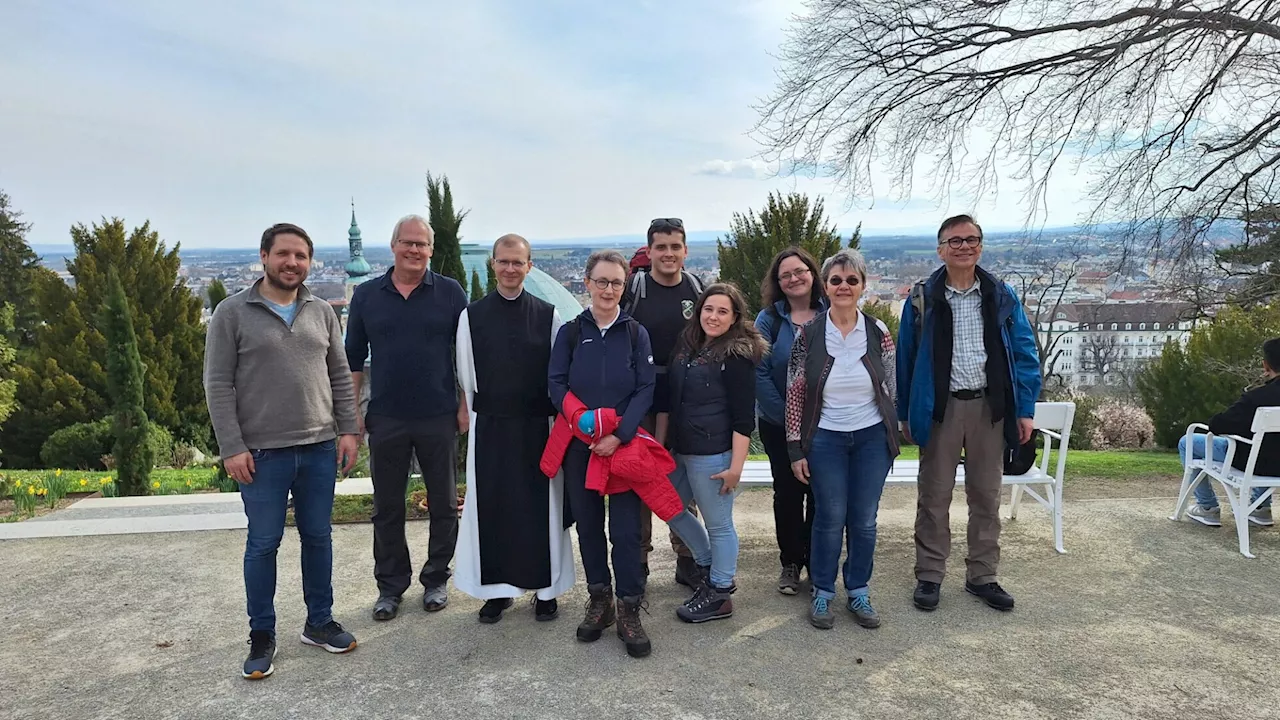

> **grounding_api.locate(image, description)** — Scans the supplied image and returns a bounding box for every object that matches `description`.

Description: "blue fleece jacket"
[548,308,655,444]
[753,298,827,427]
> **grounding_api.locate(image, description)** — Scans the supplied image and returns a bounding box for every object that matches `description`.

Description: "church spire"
[345,199,372,280]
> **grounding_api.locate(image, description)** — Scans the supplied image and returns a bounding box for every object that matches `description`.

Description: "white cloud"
[695,159,773,180]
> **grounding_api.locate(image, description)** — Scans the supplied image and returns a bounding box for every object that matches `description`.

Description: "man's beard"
[265,267,304,291]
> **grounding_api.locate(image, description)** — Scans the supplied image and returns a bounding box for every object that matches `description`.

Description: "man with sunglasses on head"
[897,214,1041,613]
[622,217,705,588]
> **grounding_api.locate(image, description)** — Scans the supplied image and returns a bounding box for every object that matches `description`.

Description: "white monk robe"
[453,289,575,600]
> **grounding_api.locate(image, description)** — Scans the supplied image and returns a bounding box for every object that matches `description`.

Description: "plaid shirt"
[945,279,987,391]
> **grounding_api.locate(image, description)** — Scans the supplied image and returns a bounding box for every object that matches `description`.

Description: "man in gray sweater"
[203,222,361,681]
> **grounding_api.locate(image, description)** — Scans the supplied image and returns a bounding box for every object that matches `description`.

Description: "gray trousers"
[914,397,1004,585]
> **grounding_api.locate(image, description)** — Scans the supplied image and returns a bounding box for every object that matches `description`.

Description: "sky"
[1,0,1097,249]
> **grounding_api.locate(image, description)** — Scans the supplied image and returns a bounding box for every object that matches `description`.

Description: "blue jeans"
[806,423,892,600]
[240,440,338,633]
[1178,434,1269,510]
[669,452,737,588]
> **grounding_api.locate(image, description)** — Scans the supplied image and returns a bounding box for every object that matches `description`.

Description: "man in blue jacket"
[897,215,1042,612]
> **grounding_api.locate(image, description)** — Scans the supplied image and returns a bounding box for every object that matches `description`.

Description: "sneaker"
[674,555,699,588]
[777,564,802,596]
[300,620,357,653]
[1186,504,1222,527]
[676,582,734,623]
[809,596,834,629]
[372,595,401,622]
[615,595,652,658]
[965,581,1015,611]
[576,584,615,642]
[242,630,275,680]
[478,598,513,624]
[423,584,448,612]
[913,581,940,611]
[534,597,559,622]
[1248,506,1274,527]
[847,594,881,629]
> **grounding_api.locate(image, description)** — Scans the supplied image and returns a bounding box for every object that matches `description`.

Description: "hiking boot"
[913,581,940,611]
[478,598,513,624]
[777,564,802,596]
[534,597,559,622]
[372,595,401,622]
[616,595,652,658]
[423,584,448,612]
[300,620,357,653]
[674,555,699,588]
[809,596,834,629]
[1186,504,1222,527]
[576,584,615,642]
[965,581,1015,611]
[676,582,734,623]
[847,594,881,629]
[1249,506,1274,527]
[242,630,275,680]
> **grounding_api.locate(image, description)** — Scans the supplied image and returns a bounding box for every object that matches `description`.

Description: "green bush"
[40,419,113,470]
[146,424,173,467]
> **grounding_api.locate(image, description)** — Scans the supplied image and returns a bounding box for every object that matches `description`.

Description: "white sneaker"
[1186,504,1222,527]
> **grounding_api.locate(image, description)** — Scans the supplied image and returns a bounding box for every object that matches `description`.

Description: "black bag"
[1003,430,1040,475]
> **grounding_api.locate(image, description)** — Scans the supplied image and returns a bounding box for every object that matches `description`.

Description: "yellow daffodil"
[80,479,88,487]
[152,481,161,489]
[55,469,62,477]
[27,486,35,495]
[100,478,110,485]
[38,488,47,496]
[185,480,192,487]
[13,479,20,487]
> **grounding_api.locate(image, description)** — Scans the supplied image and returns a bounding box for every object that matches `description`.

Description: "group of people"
[204,212,1044,679]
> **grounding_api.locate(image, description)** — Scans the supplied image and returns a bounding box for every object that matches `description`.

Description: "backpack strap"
[683,270,704,295]
[909,280,928,348]
[624,272,646,315]
[767,306,783,345]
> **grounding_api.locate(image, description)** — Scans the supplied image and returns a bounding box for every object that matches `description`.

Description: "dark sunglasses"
[827,275,861,286]
[649,217,684,231]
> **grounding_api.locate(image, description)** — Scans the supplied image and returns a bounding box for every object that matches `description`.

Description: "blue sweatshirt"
[754,298,826,427]
[548,308,655,443]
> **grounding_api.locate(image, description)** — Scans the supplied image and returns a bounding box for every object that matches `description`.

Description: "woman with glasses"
[785,249,899,630]
[546,249,660,658]
[754,248,827,595]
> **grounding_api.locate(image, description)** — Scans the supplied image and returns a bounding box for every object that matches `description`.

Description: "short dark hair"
[1263,338,1280,371]
[937,214,983,242]
[760,247,824,310]
[261,223,314,257]
[585,249,628,279]
[647,218,686,246]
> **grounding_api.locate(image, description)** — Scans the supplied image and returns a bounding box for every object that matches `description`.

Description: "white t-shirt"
[818,315,884,432]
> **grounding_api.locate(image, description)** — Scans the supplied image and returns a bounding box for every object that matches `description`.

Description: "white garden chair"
[1171,409,1280,558]
[1007,401,1076,555]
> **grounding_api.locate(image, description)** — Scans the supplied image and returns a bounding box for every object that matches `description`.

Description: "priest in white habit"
[454,233,575,623]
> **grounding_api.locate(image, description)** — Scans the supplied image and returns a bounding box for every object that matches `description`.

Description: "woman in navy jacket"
[753,247,827,595]
[548,250,656,659]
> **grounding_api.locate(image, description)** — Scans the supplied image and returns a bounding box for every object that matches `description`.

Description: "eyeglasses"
[827,275,861,286]
[589,277,626,290]
[778,267,811,283]
[494,259,527,269]
[397,240,430,251]
[649,217,684,232]
[940,235,982,249]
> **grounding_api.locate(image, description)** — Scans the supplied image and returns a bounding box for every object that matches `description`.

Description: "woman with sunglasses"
[785,249,899,630]
[666,283,768,623]
[754,248,827,595]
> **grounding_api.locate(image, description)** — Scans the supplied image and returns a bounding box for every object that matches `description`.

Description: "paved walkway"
[1,490,1278,719]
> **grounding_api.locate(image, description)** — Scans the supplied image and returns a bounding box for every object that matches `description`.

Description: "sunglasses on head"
[649,217,684,232]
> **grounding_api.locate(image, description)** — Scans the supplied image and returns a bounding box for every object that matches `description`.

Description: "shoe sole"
[372,606,399,622]
[809,616,835,630]
[778,585,799,596]
[576,622,612,642]
[676,609,733,624]
[423,600,448,612]
[913,599,938,612]
[1187,514,1222,527]
[849,614,881,629]
[1247,516,1275,527]
[964,586,1014,611]
[300,634,357,653]
[535,610,559,622]
[618,634,652,658]
[242,664,274,680]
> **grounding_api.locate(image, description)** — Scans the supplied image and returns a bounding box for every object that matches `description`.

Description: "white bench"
[1171,409,1280,558]
[742,402,1076,554]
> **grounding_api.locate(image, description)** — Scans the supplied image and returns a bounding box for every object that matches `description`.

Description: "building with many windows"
[1036,302,1197,390]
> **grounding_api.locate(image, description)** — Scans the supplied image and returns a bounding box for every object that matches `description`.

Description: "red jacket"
[540,391,685,522]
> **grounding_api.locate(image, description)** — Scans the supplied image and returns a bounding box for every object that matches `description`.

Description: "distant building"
[1037,302,1197,390]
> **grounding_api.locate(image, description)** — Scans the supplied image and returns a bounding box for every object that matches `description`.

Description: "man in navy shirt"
[345,214,469,621]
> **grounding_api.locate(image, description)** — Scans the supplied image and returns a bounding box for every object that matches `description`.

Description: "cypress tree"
[101,268,153,495]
